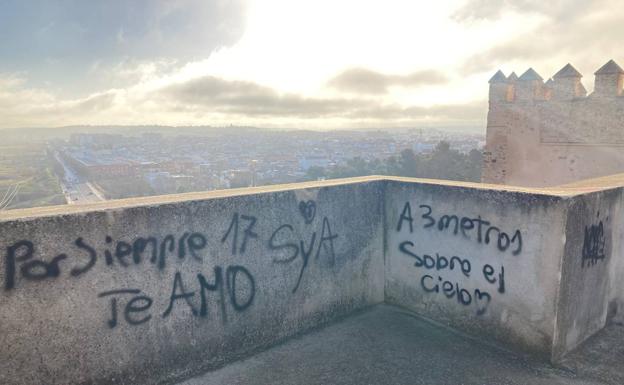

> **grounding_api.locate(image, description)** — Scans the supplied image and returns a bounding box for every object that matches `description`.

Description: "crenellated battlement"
[489,60,624,103]
[483,59,624,187]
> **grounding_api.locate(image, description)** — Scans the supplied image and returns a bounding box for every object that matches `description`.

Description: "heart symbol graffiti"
[298,200,316,224]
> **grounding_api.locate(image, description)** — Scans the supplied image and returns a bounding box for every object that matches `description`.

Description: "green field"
[0,143,66,210]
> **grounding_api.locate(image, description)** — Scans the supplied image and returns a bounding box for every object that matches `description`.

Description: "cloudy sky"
[0,0,622,130]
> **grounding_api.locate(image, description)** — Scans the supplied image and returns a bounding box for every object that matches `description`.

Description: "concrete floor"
[177,305,624,385]
[559,320,624,385]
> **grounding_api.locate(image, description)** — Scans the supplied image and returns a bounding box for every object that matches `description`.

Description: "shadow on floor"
[560,321,624,385]
[178,304,622,385]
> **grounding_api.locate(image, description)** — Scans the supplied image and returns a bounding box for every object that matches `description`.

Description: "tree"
[398,149,419,177]
[306,166,326,180]
[302,141,483,183]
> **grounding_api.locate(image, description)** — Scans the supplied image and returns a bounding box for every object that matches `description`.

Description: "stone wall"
[482,61,624,187]
[554,187,620,359]
[384,180,566,357]
[2,176,624,384]
[0,179,385,385]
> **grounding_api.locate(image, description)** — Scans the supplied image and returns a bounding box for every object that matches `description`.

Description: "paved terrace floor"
[178,305,624,385]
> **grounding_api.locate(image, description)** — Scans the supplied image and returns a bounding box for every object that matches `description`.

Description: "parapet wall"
[385,181,566,355]
[1,176,624,384]
[384,177,624,360]
[0,179,385,385]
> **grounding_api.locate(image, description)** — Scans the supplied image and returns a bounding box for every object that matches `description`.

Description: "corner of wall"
[550,195,574,362]
[381,179,388,303]
[551,189,620,362]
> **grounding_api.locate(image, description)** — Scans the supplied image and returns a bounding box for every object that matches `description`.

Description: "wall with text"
[2,176,624,384]
[0,181,385,385]
[385,181,568,356]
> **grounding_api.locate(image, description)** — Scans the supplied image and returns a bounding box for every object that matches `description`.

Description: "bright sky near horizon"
[0,0,623,130]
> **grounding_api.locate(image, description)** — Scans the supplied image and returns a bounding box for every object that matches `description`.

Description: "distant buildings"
[61,150,136,178]
[55,128,482,199]
[299,155,331,170]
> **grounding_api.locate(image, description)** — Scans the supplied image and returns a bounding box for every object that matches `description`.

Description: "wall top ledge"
[3,174,624,222]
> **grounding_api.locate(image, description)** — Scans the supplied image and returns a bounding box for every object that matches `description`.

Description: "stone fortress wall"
[2,176,624,384]
[483,60,624,187]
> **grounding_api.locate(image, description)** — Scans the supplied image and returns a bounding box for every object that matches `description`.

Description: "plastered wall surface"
[0,181,385,385]
[554,188,621,360]
[384,181,567,357]
[1,176,623,384]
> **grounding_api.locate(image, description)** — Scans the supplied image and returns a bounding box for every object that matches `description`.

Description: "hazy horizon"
[0,123,486,135]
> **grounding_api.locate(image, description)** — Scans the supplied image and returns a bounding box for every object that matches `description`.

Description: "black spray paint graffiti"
[396,201,512,316]
[98,265,255,328]
[581,212,608,268]
[397,202,523,256]
[3,231,209,291]
[269,201,338,293]
[420,275,493,316]
[299,200,316,224]
[399,241,505,315]
[98,289,153,328]
[2,212,259,293]
[2,202,342,330]
[221,213,258,255]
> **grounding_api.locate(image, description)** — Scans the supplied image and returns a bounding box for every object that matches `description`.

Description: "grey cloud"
[0,72,485,127]
[452,0,596,22]
[350,101,487,121]
[460,2,624,75]
[0,82,119,127]
[65,92,117,114]
[327,68,448,94]
[160,76,357,118]
[158,75,483,122]
[0,0,248,95]
[462,36,553,74]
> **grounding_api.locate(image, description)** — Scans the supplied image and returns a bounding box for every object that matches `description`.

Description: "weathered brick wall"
[483,62,624,187]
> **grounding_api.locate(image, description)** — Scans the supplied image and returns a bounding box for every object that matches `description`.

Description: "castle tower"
[593,59,624,97]
[552,63,586,100]
[488,70,509,102]
[483,59,624,187]
[516,68,544,101]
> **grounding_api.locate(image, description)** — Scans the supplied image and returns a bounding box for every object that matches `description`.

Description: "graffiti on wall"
[396,201,520,315]
[581,211,608,268]
[269,199,338,293]
[2,199,341,329]
[97,266,255,328]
